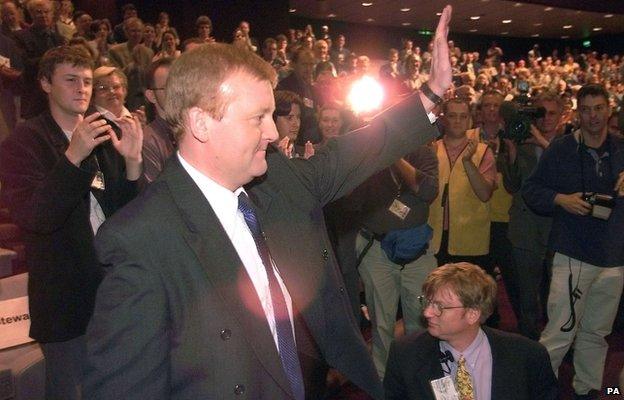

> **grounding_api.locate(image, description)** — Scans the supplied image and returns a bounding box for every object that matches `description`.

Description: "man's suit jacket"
[83,94,439,399]
[384,327,558,400]
[13,26,65,118]
[499,142,552,256]
[0,111,138,342]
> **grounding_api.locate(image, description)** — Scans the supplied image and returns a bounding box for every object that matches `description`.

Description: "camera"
[582,192,615,220]
[499,100,546,143]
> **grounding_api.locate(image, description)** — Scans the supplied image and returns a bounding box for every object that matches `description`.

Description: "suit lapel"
[161,158,294,397]
[484,327,506,399]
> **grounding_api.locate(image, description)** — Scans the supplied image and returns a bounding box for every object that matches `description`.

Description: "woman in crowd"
[142,23,158,53]
[55,0,75,41]
[153,30,180,60]
[318,102,349,146]
[273,90,313,159]
[88,19,113,66]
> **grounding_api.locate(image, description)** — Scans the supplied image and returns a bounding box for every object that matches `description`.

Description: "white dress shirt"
[177,152,295,351]
[62,129,106,234]
[440,328,493,400]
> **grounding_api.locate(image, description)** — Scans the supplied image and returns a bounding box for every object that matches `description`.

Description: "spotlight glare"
[347,76,384,115]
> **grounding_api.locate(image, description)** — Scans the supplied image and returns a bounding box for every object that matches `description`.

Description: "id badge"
[389,199,410,220]
[91,171,105,191]
[430,376,460,400]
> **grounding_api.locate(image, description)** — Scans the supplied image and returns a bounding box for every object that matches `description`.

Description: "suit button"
[322,248,329,260]
[234,384,245,395]
[339,286,345,293]
[220,328,232,340]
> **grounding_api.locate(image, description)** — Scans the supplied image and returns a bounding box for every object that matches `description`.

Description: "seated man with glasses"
[384,262,557,400]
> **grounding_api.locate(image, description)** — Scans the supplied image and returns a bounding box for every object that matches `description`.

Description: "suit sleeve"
[84,228,169,400]
[527,342,559,400]
[0,125,96,233]
[292,93,439,207]
[522,143,559,215]
[383,340,409,400]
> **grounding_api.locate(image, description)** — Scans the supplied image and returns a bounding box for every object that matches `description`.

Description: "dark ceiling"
[288,0,624,39]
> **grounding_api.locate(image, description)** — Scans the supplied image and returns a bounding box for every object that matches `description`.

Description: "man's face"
[536,100,562,135]
[443,102,471,139]
[294,53,315,85]
[30,1,53,28]
[146,66,169,115]
[263,43,277,61]
[481,94,502,125]
[1,3,18,26]
[337,35,345,48]
[319,108,343,139]
[423,286,475,343]
[41,63,92,116]
[198,23,211,39]
[125,21,143,44]
[199,73,278,189]
[93,73,127,115]
[76,14,93,33]
[275,103,301,141]
[389,52,399,63]
[124,8,137,20]
[315,42,328,58]
[578,95,610,138]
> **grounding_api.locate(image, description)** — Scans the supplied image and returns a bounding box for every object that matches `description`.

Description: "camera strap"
[560,257,583,332]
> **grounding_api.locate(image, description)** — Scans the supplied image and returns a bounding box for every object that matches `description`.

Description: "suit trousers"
[40,335,86,400]
[540,253,624,395]
[512,247,549,340]
[357,233,436,378]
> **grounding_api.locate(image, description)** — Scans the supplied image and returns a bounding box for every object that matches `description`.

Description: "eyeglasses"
[148,87,165,91]
[418,295,466,317]
[95,84,124,93]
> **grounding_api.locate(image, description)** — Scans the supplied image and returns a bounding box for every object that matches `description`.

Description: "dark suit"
[384,327,558,400]
[0,111,138,342]
[83,94,439,399]
[13,26,65,118]
[500,142,553,339]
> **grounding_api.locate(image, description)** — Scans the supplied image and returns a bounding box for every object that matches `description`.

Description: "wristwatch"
[420,82,443,106]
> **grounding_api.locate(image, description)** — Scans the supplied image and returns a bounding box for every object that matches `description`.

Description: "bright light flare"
[347,76,384,115]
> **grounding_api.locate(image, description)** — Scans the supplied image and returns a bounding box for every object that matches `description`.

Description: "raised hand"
[65,112,112,166]
[428,5,453,97]
[303,141,315,159]
[615,171,624,197]
[277,136,293,159]
[462,138,478,163]
[111,116,143,163]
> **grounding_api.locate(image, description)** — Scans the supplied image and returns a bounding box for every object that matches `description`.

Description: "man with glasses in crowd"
[384,262,557,400]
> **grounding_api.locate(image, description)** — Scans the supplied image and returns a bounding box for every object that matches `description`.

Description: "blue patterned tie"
[238,192,305,400]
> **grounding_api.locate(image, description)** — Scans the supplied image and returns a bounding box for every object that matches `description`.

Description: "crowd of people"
[0,1,623,400]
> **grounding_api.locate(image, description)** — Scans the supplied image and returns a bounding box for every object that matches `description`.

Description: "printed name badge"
[430,376,460,400]
[91,171,105,191]
[389,199,410,220]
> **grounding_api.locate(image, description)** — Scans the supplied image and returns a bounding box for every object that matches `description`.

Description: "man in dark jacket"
[0,45,142,400]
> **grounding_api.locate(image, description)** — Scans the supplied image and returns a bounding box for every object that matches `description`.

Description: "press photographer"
[522,84,624,399]
[499,91,563,340]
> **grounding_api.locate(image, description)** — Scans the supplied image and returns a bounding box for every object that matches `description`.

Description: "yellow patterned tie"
[455,355,474,400]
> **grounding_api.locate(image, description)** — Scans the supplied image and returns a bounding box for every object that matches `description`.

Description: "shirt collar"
[440,327,487,368]
[177,151,246,229]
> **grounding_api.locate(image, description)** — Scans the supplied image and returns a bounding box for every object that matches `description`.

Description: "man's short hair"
[195,15,212,29]
[535,90,564,112]
[145,57,174,89]
[442,97,470,115]
[121,3,136,15]
[93,66,127,89]
[480,90,503,104]
[577,84,609,104]
[422,263,497,322]
[27,0,51,17]
[164,43,277,140]
[273,90,303,120]
[263,37,276,49]
[38,45,94,82]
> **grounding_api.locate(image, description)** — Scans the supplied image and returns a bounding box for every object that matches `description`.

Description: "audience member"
[14,0,65,119]
[384,262,558,400]
[109,17,152,69]
[141,57,175,183]
[523,84,624,399]
[113,3,137,43]
[0,45,142,400]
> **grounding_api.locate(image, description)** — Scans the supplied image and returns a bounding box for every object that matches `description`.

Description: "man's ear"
[186,106,215,143]
[40,77,52,95]
[144,89,156,105]
[466,308,482,325]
